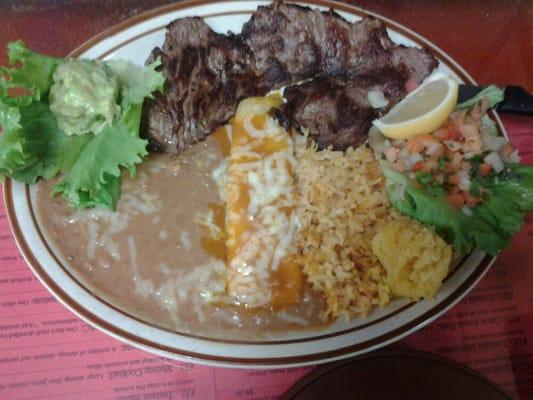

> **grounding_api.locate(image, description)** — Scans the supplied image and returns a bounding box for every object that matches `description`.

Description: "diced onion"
[462,205,473,216]
[391,139,406,147]
[368,90,389,108]
[484,151,504,173]
[457,170,471,191]
[459,124,479,140]
[482,131,507,152]
[392,182,406,200]
[368,127,387,154]
[403,152,422,170]
[277,311,309,326]
[426,142,443,156]
[443,140,462,152]
[407,152,423,166]
[398,146,410,159]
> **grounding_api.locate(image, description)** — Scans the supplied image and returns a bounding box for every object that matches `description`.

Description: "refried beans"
[36,135,327,340]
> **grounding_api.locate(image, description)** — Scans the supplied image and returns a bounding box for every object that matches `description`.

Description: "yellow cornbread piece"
[372,218,452,299]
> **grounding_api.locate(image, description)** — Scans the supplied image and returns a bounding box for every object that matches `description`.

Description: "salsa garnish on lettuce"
[372,85,533,256]
[0,41,164,210]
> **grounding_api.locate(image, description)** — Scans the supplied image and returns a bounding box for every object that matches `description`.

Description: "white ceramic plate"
[4,0,499,368]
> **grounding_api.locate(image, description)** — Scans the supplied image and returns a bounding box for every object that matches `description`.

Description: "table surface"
[0,1,532,399]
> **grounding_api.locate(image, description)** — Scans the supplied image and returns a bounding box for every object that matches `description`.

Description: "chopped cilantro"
[415,171,432,185]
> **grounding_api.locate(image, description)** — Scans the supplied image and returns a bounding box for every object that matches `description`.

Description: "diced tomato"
[447,192,465,208]
[406,138,424,153]
[444,161,455,173]
[479,163,492,177]
[450,110,467,128]
[412,158,438,173]
[447,128,460,140]
[433,123,459,141]
[443,149,455,159]
[448,174,460,185]
[412,161,426,172]
[424,157,439,171]
[464,191,482,207]
[406,134,439,154]
[433,129,447,141]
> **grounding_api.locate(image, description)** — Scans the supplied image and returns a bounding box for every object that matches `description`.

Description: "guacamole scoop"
[49,59,120,136]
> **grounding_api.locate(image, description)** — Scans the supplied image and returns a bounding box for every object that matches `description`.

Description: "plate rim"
[3,0,501,367]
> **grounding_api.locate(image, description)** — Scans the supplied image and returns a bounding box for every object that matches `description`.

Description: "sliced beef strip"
[142,17,262,153]
[277,70,406,151]
[240,2,437,85]
[143,1,438,154]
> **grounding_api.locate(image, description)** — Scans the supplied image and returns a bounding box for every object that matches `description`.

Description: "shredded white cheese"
[69,186,162,267]
[211,158,229,202]
[128,236,155,298]
[195,209,222,240]
[226,113,299,306]
[179,231,192,250]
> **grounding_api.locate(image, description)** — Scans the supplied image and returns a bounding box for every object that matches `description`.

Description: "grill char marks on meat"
[277,70,407,151]
[143,1,438,154]
[240,2,438,85]
[143,17,262,153]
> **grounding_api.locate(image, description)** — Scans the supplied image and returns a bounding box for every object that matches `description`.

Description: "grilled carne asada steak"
[241,2,437,85]
[277,70,407,151]
[142,17,262,153]
[143,1,438,153]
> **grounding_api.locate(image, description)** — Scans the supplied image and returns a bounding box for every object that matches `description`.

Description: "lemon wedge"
[372,73,459,139]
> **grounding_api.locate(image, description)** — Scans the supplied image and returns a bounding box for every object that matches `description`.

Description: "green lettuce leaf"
[1,99,88,181]
[0,41,71,182]
[0,41,63,106]
[50,57,162,209]
[0,103,25,177]
[105,58,164,109]
[455,85,504,110]
[0,100,93,184]
[384,163,533,256]
[0,41,164,209]
[52,104,148,210]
